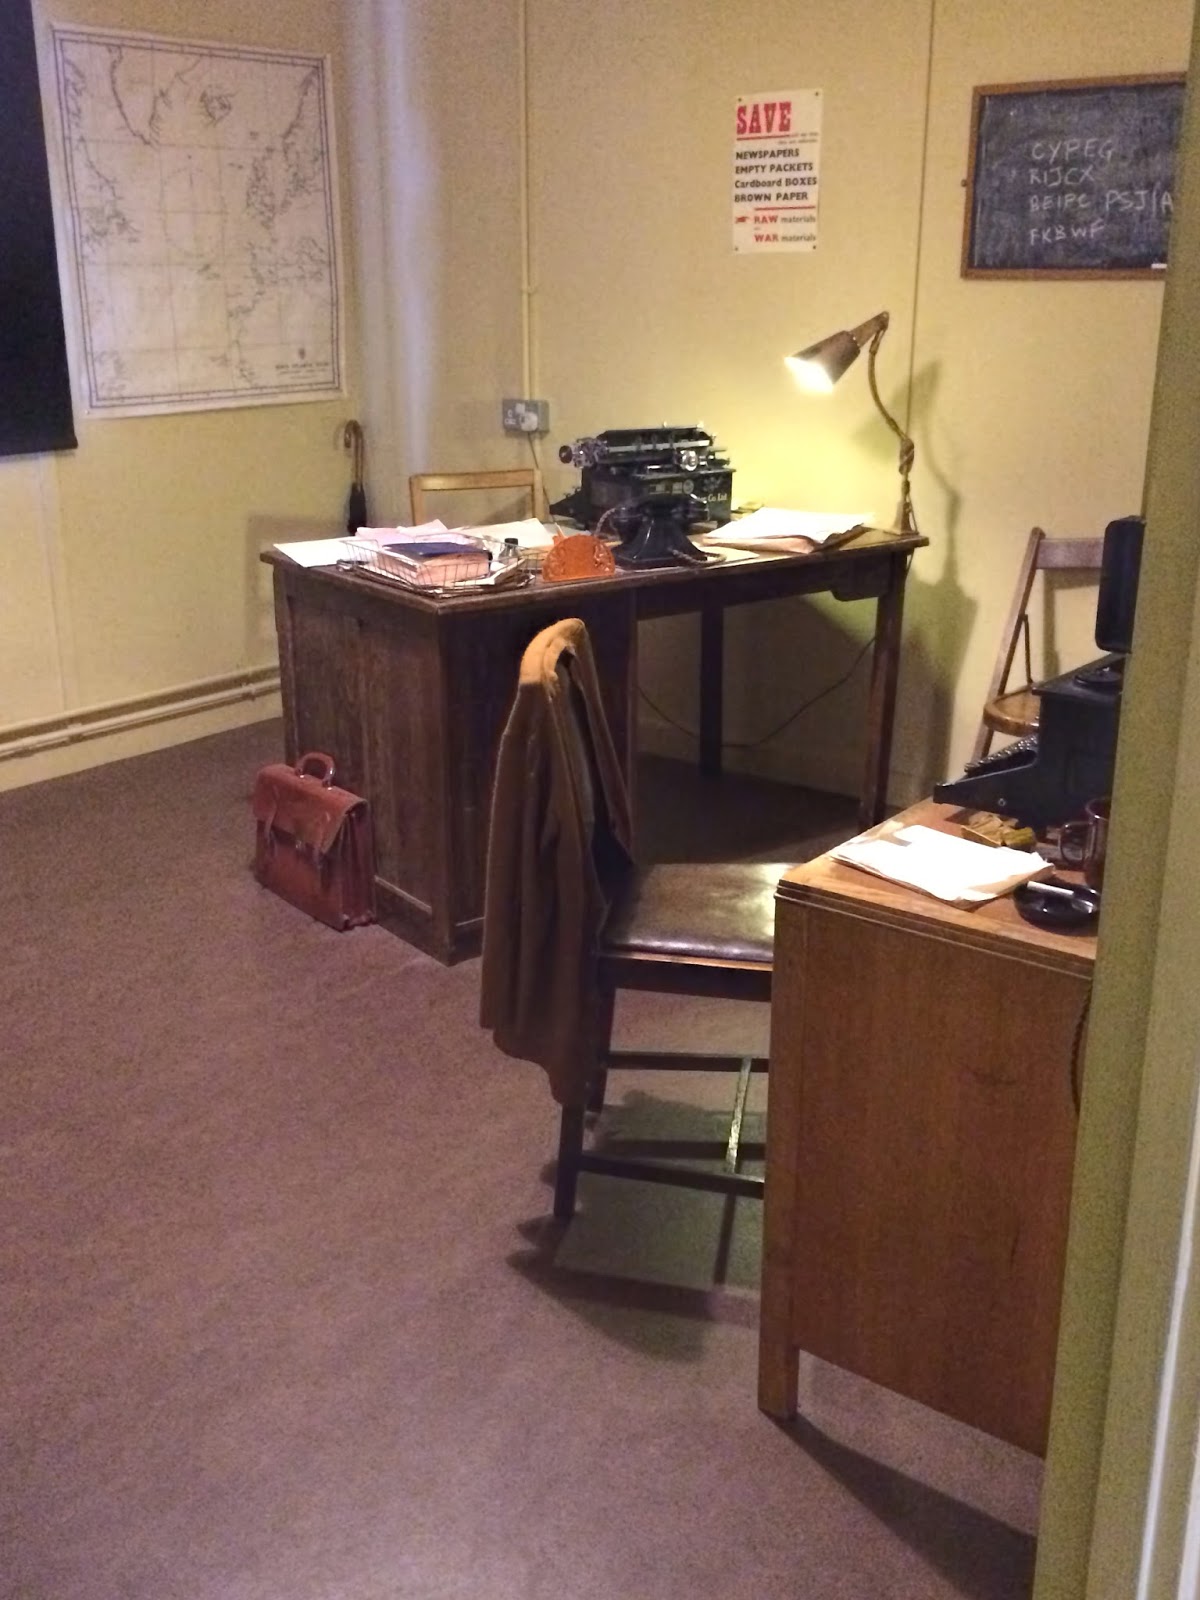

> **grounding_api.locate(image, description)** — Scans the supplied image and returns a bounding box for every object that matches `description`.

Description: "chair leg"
[724,1056,755,1173]
[554,1105,585,1220]
[584,985,616,1116]
[555,990,615,1219]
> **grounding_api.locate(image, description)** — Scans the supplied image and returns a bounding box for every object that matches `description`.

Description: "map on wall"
[51,27,344,416]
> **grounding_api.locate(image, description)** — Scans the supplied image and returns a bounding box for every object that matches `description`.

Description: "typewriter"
[932,660,1122,832]
[551,425,734,527]
[551,426,735,568]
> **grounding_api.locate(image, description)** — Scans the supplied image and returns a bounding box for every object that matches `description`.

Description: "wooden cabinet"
[759,802,1095,1455]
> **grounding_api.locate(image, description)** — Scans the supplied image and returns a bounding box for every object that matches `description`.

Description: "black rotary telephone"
[604,492,711,569]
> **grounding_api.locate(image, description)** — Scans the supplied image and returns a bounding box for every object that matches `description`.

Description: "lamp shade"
[782,309,918,535]
[785,312,890,393]
[785,329,863,392]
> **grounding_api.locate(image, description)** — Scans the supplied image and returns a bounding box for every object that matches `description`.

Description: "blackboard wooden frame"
[962,75,1185,280]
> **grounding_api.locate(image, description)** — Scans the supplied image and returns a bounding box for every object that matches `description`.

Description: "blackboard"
[962,76,1185,279]
[0,0,75,455]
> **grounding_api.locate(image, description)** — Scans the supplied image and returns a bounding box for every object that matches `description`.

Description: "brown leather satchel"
[251,752,375,930]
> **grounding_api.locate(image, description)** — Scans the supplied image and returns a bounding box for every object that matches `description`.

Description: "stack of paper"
[273,517,556,569]
[273,521,464,567]
[367,540,491,586]
[830,823,1048,906]
[362,523,483,550]
[476,518,553,550]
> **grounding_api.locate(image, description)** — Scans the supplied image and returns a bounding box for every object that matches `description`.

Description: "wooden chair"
[408,467,545,526]
[480,618,783,1221]
[973,527,1105,762]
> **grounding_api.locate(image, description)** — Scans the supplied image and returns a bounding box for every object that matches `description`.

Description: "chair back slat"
[1036,537,1104,572]
[409,468,546,525]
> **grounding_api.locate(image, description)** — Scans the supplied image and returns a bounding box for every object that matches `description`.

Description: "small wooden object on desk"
[959,809,1036,849]
[540,529,616,583]
[759,798,1095,1456]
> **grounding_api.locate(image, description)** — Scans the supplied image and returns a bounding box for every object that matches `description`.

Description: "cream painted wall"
[523,0,1192,803]
[530,0,931,797]
[0,0,357,791]
[11,0,1189,805]
[909,2,1193,793]
[343,0,529,527]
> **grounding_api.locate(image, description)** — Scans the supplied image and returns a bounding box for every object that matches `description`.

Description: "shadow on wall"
[687,353,979,803]
[245,514,335,673]
[887,357,977,796]
[892,570,977,798]
[638,477,975,803]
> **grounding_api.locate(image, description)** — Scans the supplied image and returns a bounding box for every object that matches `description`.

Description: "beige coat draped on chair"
[479,619,633,1106]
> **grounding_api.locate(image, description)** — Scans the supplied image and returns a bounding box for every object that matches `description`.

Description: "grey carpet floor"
[1,723,1040,1600]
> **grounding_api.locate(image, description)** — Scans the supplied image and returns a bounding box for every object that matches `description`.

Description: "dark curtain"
[0,0,76,456]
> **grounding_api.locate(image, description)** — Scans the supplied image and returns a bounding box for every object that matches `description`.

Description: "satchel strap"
[296,751,336,786]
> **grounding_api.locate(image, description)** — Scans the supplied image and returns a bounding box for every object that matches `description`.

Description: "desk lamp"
[785,310,919,535]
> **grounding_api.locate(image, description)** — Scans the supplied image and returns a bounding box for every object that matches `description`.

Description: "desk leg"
[699,602,723,778]
[272,571,300,764]
[758,1330,799,1419]
[859,553,908,827]
[759,908,804,1421]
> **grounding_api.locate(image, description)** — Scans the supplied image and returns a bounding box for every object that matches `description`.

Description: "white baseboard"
[0,672,281,793]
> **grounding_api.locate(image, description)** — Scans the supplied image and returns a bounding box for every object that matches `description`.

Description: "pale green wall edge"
[1034,6,1200,1596]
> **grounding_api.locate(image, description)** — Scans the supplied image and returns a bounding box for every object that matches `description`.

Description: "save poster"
[732,89,822,253]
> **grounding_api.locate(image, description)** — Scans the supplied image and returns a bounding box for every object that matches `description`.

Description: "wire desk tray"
[341,539,530,594]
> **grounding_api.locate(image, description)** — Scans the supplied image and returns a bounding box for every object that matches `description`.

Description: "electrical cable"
[638,635,874,751]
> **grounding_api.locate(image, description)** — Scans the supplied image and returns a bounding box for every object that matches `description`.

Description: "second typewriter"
[933,662,1122,831]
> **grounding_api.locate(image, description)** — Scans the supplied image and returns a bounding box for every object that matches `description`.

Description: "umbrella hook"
[342,419,364,483]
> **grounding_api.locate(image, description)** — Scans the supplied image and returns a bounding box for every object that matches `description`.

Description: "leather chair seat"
[603,862,788,966]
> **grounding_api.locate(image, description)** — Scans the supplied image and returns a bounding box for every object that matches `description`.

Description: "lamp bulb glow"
[785,355,834,394]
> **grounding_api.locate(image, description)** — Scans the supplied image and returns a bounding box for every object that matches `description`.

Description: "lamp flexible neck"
[865,327,917,535]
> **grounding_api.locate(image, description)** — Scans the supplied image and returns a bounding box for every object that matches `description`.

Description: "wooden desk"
[759,801,1095,1455]
[263,529,923,963]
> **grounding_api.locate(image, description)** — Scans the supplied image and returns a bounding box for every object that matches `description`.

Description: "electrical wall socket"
[501,397,550,435]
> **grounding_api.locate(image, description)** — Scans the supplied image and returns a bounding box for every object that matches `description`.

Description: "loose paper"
[365,524,485,549]
[272,538,359,568]
[274,518,553,567]
[477,519,555,550]
[717,508,872,545]
[830,824,1049,906]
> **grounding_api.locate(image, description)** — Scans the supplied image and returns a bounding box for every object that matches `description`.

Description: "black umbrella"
[343,419,368,532]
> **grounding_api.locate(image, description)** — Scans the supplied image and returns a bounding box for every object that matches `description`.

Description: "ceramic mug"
[1059,797,1111,891]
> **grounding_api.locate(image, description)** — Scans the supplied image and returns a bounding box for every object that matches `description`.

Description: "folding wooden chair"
[974,527,1104,762]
